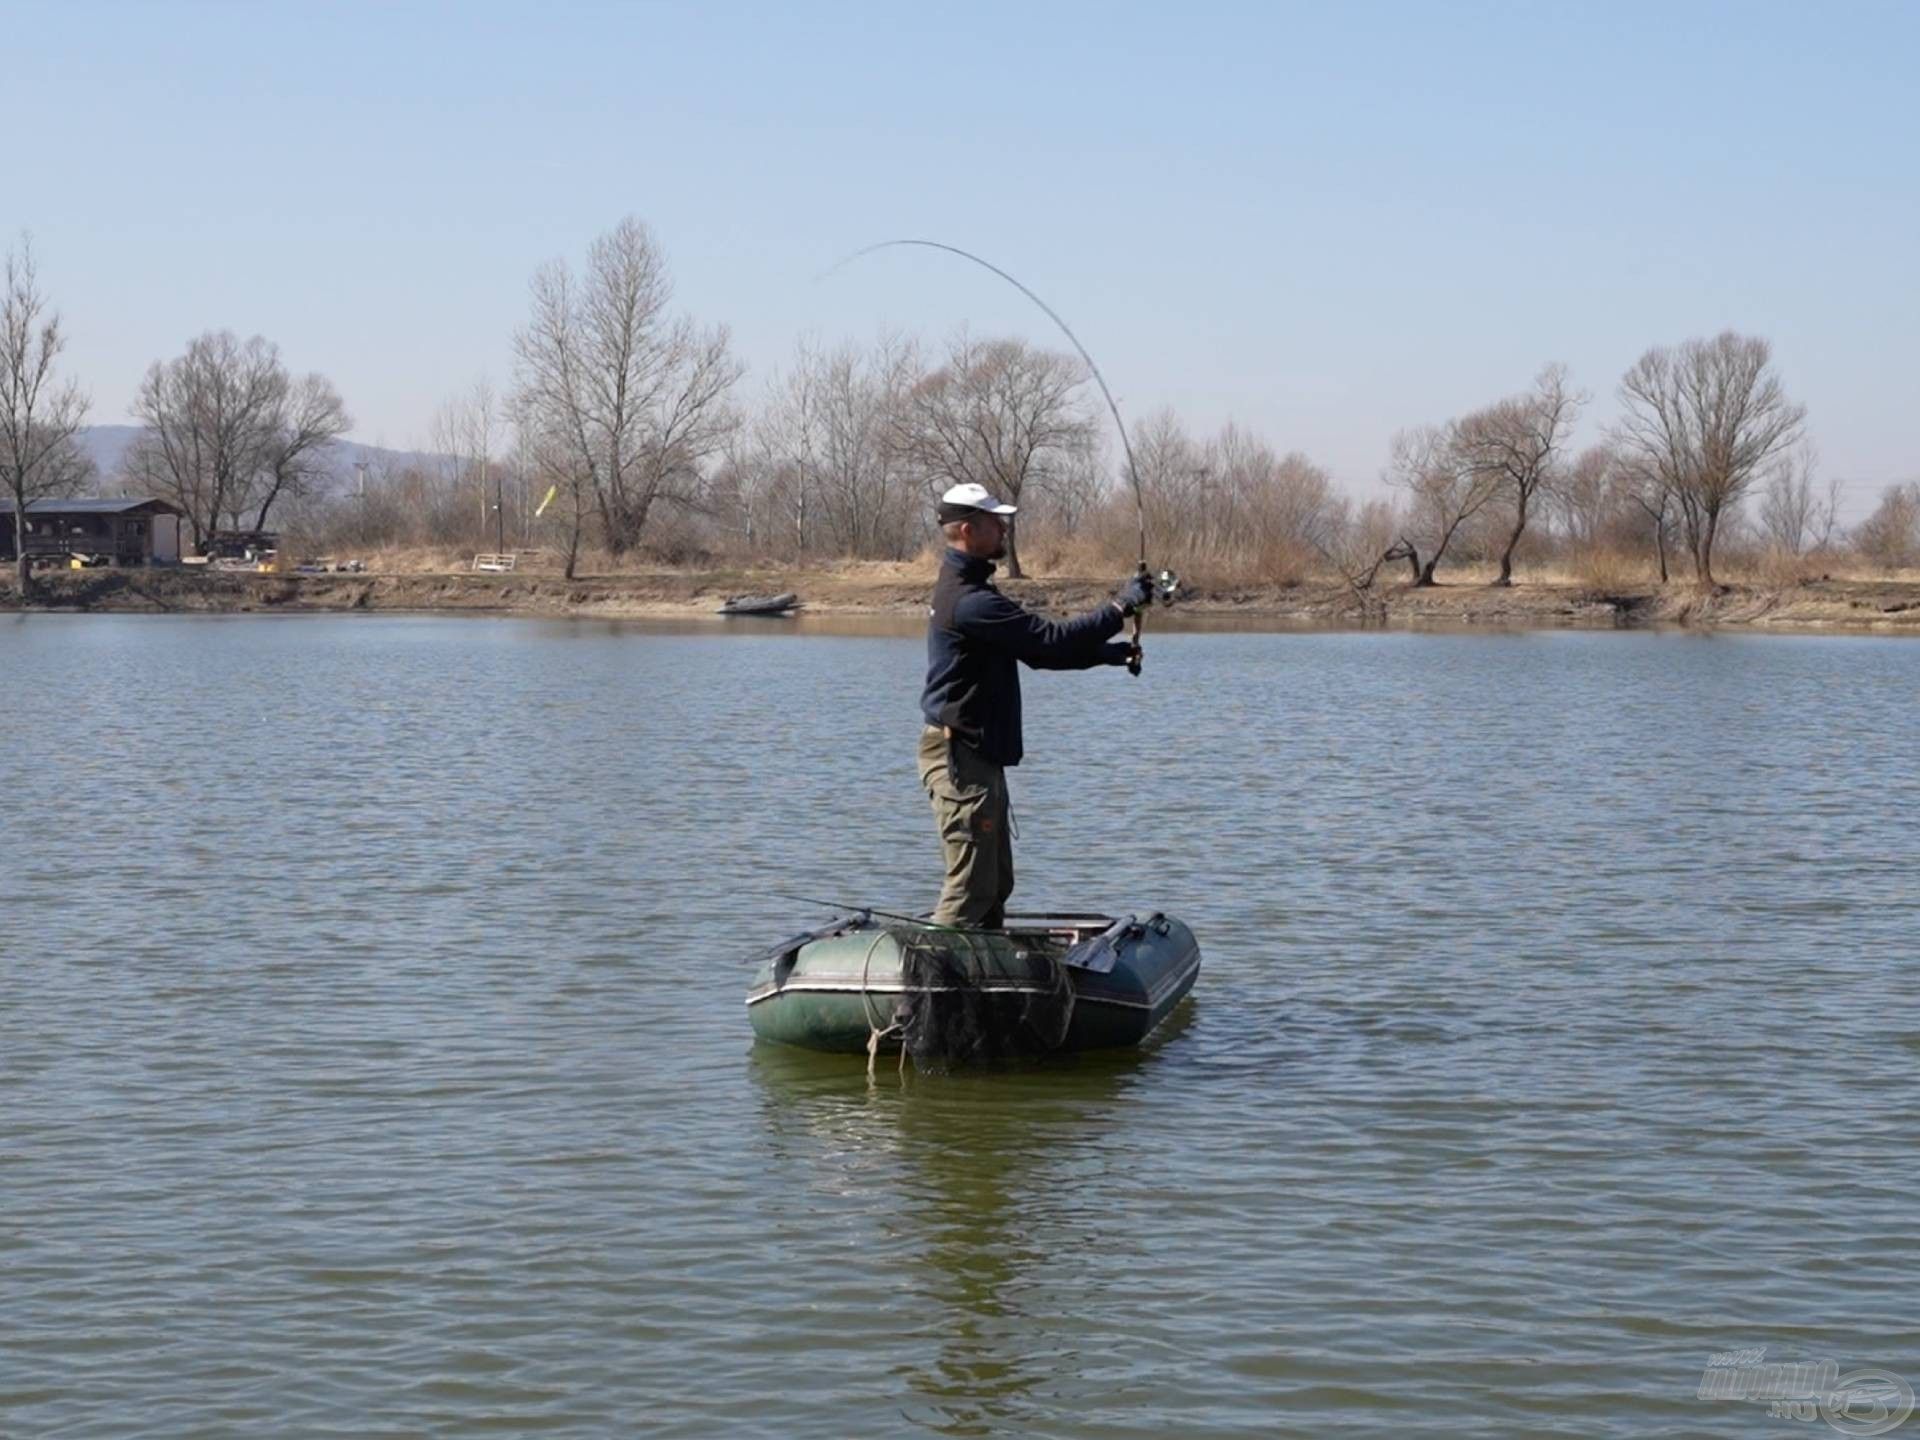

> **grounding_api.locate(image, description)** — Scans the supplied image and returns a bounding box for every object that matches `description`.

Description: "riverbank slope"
[7,563,1920,630]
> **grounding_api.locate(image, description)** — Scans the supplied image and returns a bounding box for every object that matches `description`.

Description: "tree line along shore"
[7,220,1920,606]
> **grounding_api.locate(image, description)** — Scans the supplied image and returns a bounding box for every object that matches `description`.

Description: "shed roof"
[0,496,183,516]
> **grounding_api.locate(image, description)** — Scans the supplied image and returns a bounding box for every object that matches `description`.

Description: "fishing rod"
[823,239,1178,674]
[767,890,984,933]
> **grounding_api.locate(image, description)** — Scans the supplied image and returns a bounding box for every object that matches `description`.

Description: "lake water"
[3,614,1917,1438]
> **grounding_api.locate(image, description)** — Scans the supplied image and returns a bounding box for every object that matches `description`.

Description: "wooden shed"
[0,498,185,566]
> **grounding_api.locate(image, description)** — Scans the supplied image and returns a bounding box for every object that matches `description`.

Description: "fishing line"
[818,239,1150,568]
[810,242,1167,675]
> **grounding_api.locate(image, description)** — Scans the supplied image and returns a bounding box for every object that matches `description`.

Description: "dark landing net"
[892,928,1074,1070]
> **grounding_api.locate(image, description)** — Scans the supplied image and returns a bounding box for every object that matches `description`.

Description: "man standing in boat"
[920,483,1155,928]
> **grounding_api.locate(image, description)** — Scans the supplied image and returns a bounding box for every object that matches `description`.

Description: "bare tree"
[762,335,920,558]
[704,424,774,554]
[1343,497,1404,577]
[1385,421,1502,585]
[1019,434,1111,545]
[1118,412,1339,580]
[893,332,1095,578]
[502,390,549,551]
[543,447,595,578]
[1854,481,1920,572]
[0,237,92,597]
[1612,457,1675,583]
[249,372,350,533]
[1128,408,1206,558]
[507,395,594,579]
[430,397,474,532]
[1614,332,1806,587]
[431,378,503,545]
[128,333,282,548]
[1187,425,1342,579]
[1759,443,1838,558]
[513,216,742,558]
[1249,448,1343,574]
[1557,444,1623,554]
[643,328,741,537]
[1455,363,1584,585]
[312,455,440,551]
[1812,472,1843,555]
[755,432,815,557]
[127,331,347,549]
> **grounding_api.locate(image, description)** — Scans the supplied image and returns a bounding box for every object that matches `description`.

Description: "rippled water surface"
[4,614,1917,1437]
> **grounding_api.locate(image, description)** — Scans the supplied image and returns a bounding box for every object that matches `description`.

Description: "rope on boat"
[858,928,902,1080]
[1041,943,1076,1049]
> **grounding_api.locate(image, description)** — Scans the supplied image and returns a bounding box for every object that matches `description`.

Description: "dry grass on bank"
[11,550,1920,630]
[279,536,1920,598]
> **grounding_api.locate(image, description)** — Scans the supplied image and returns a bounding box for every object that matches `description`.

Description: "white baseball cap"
[938,482,1017,516]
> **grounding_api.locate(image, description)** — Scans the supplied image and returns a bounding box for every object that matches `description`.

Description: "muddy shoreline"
[7,566,1920,632]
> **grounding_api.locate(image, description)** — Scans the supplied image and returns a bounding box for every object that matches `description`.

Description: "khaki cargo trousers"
[917,725,1014,929]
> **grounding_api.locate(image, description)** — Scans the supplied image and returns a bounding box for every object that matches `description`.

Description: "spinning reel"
[1125,565,1182,677]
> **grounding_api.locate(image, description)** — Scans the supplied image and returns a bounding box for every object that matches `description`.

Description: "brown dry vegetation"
[12,547,1920,633]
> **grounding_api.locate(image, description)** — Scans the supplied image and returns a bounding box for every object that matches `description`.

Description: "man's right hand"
[1114,573,1155,615]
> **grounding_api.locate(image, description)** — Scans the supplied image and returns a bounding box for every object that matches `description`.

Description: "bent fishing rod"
[824,239,1178,674]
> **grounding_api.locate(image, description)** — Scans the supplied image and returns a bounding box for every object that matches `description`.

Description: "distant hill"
[76,426,447,499]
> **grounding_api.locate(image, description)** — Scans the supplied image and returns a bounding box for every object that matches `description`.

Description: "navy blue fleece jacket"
[920,547,1130,766]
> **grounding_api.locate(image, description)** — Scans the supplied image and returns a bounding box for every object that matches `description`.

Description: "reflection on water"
[749,1020,1186,1436]
[3,616,1918,1438]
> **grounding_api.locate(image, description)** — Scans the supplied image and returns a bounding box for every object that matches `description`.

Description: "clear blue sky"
[8,0,1915,514]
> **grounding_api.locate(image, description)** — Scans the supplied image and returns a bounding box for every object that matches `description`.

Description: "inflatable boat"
[745,910,1200,1059]
[718,592,801,615]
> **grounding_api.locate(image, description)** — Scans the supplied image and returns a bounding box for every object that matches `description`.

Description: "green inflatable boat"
[745,911,1200,1060]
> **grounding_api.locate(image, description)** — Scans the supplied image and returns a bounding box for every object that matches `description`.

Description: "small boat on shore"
[719,592,801,616]
[745,910,1200,1060]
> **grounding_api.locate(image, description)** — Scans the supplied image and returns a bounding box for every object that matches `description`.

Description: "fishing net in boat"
[888,927,1075,1069]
